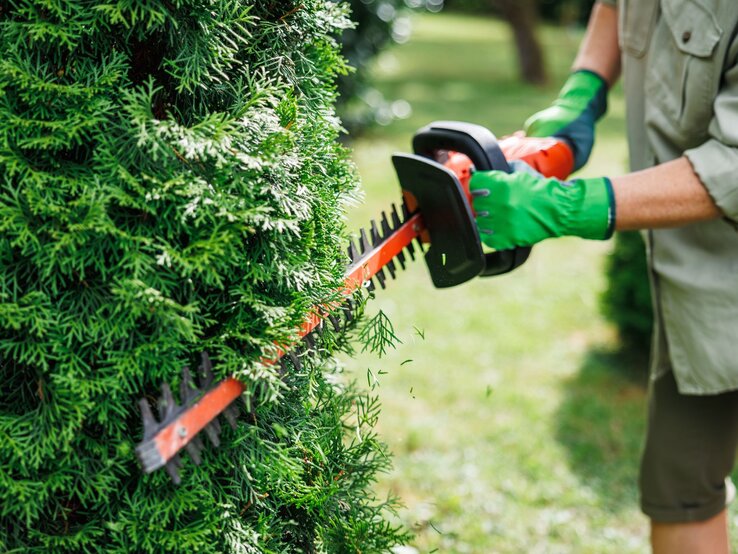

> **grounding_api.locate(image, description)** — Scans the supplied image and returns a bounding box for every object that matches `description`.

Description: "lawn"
[341,11,738,553]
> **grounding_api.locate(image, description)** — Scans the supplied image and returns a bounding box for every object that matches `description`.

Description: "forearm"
[612,157,722,230]
[470,158,723,250]
[573,2,621,86]
[575,4,720,229]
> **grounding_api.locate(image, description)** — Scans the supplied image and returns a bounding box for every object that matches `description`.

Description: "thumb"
[507,159,544,177]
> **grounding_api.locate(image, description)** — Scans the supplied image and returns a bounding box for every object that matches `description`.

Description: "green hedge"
[601,232,654,352]
[0,1,406,552]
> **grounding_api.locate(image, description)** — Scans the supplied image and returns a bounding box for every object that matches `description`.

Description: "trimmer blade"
[198,352,214,388]
[223,404,239,430]
[328,313,341,332]
[390,204,402,230]
[380,212,392,235]
[343,298,354,323]
[375,268,386,289]
[137,184,426,481]
[165,455,183,485]
[386,259,396,279]
[136,351,241,480]
[359,228,371,254]
[185,437,203,466]
[139,398,157,439]
[288,350,301,371]
[370,220,382,246]
[395,249,406,270]
[204,420,221,447]
[304,332,316,352]
[348,239,359,263]
[401,201,411,221]
[406,239,416,261]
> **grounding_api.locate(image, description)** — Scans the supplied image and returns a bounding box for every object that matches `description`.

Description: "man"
[469,1,738,552]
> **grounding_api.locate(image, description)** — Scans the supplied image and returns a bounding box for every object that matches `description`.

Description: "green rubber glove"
[524,70,608,172]
[469,160,616,250]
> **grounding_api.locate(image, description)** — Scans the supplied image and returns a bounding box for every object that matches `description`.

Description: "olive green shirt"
[600,0,738,394]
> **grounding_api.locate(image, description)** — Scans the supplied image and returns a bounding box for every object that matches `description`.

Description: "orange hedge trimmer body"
[135,121,574,483]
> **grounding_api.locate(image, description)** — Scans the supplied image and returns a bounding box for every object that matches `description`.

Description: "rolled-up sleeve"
[685,42,738,221]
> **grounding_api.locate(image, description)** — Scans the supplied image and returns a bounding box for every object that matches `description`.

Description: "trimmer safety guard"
[392,153,483,288]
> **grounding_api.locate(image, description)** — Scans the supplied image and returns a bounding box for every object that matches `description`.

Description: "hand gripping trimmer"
[135,121,575,482]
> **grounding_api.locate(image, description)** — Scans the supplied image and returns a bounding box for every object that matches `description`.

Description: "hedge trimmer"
[135,121,574,483]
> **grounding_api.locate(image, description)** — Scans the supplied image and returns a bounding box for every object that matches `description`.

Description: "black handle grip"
[412,121,531,277]
[413,121,510,173]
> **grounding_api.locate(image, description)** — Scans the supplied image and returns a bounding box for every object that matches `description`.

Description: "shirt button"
[682,30,692,43]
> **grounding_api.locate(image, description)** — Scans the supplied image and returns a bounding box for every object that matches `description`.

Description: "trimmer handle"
[498,133,575,180]
[412,121,530,277]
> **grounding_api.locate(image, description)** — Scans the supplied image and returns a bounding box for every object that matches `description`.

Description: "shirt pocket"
[645,0,723,130]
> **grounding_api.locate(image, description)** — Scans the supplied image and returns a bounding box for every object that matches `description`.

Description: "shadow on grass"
[555,347,649,513]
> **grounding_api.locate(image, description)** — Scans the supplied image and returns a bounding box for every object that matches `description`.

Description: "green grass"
[340,11,738,552]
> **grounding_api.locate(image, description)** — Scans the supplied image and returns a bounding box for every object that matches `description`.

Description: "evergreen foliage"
[359,309,402,359]
[600,231,653,352]
[0,1,407,551]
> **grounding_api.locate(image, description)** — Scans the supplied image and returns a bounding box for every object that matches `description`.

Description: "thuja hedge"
[0,1,407,552]
[601,231,653,353]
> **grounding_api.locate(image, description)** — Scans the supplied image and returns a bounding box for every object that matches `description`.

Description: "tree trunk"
[494,0,548,85]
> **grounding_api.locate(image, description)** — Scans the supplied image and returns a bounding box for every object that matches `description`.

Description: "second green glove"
[469,161,616,250]
[524,70,608,172]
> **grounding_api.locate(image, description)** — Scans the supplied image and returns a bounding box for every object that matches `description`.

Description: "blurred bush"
[338,0,443,132]
[539,0,596,25]
[601,232,654,352]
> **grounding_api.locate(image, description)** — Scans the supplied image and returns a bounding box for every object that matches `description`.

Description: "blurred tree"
[493,0,547,84]
[442,0,547,84]
[443,0,601,85]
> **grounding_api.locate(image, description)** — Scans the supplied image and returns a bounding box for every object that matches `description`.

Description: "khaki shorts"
[640,368,738,522]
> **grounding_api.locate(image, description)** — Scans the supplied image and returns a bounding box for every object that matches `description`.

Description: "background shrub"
[601,232,654,352]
